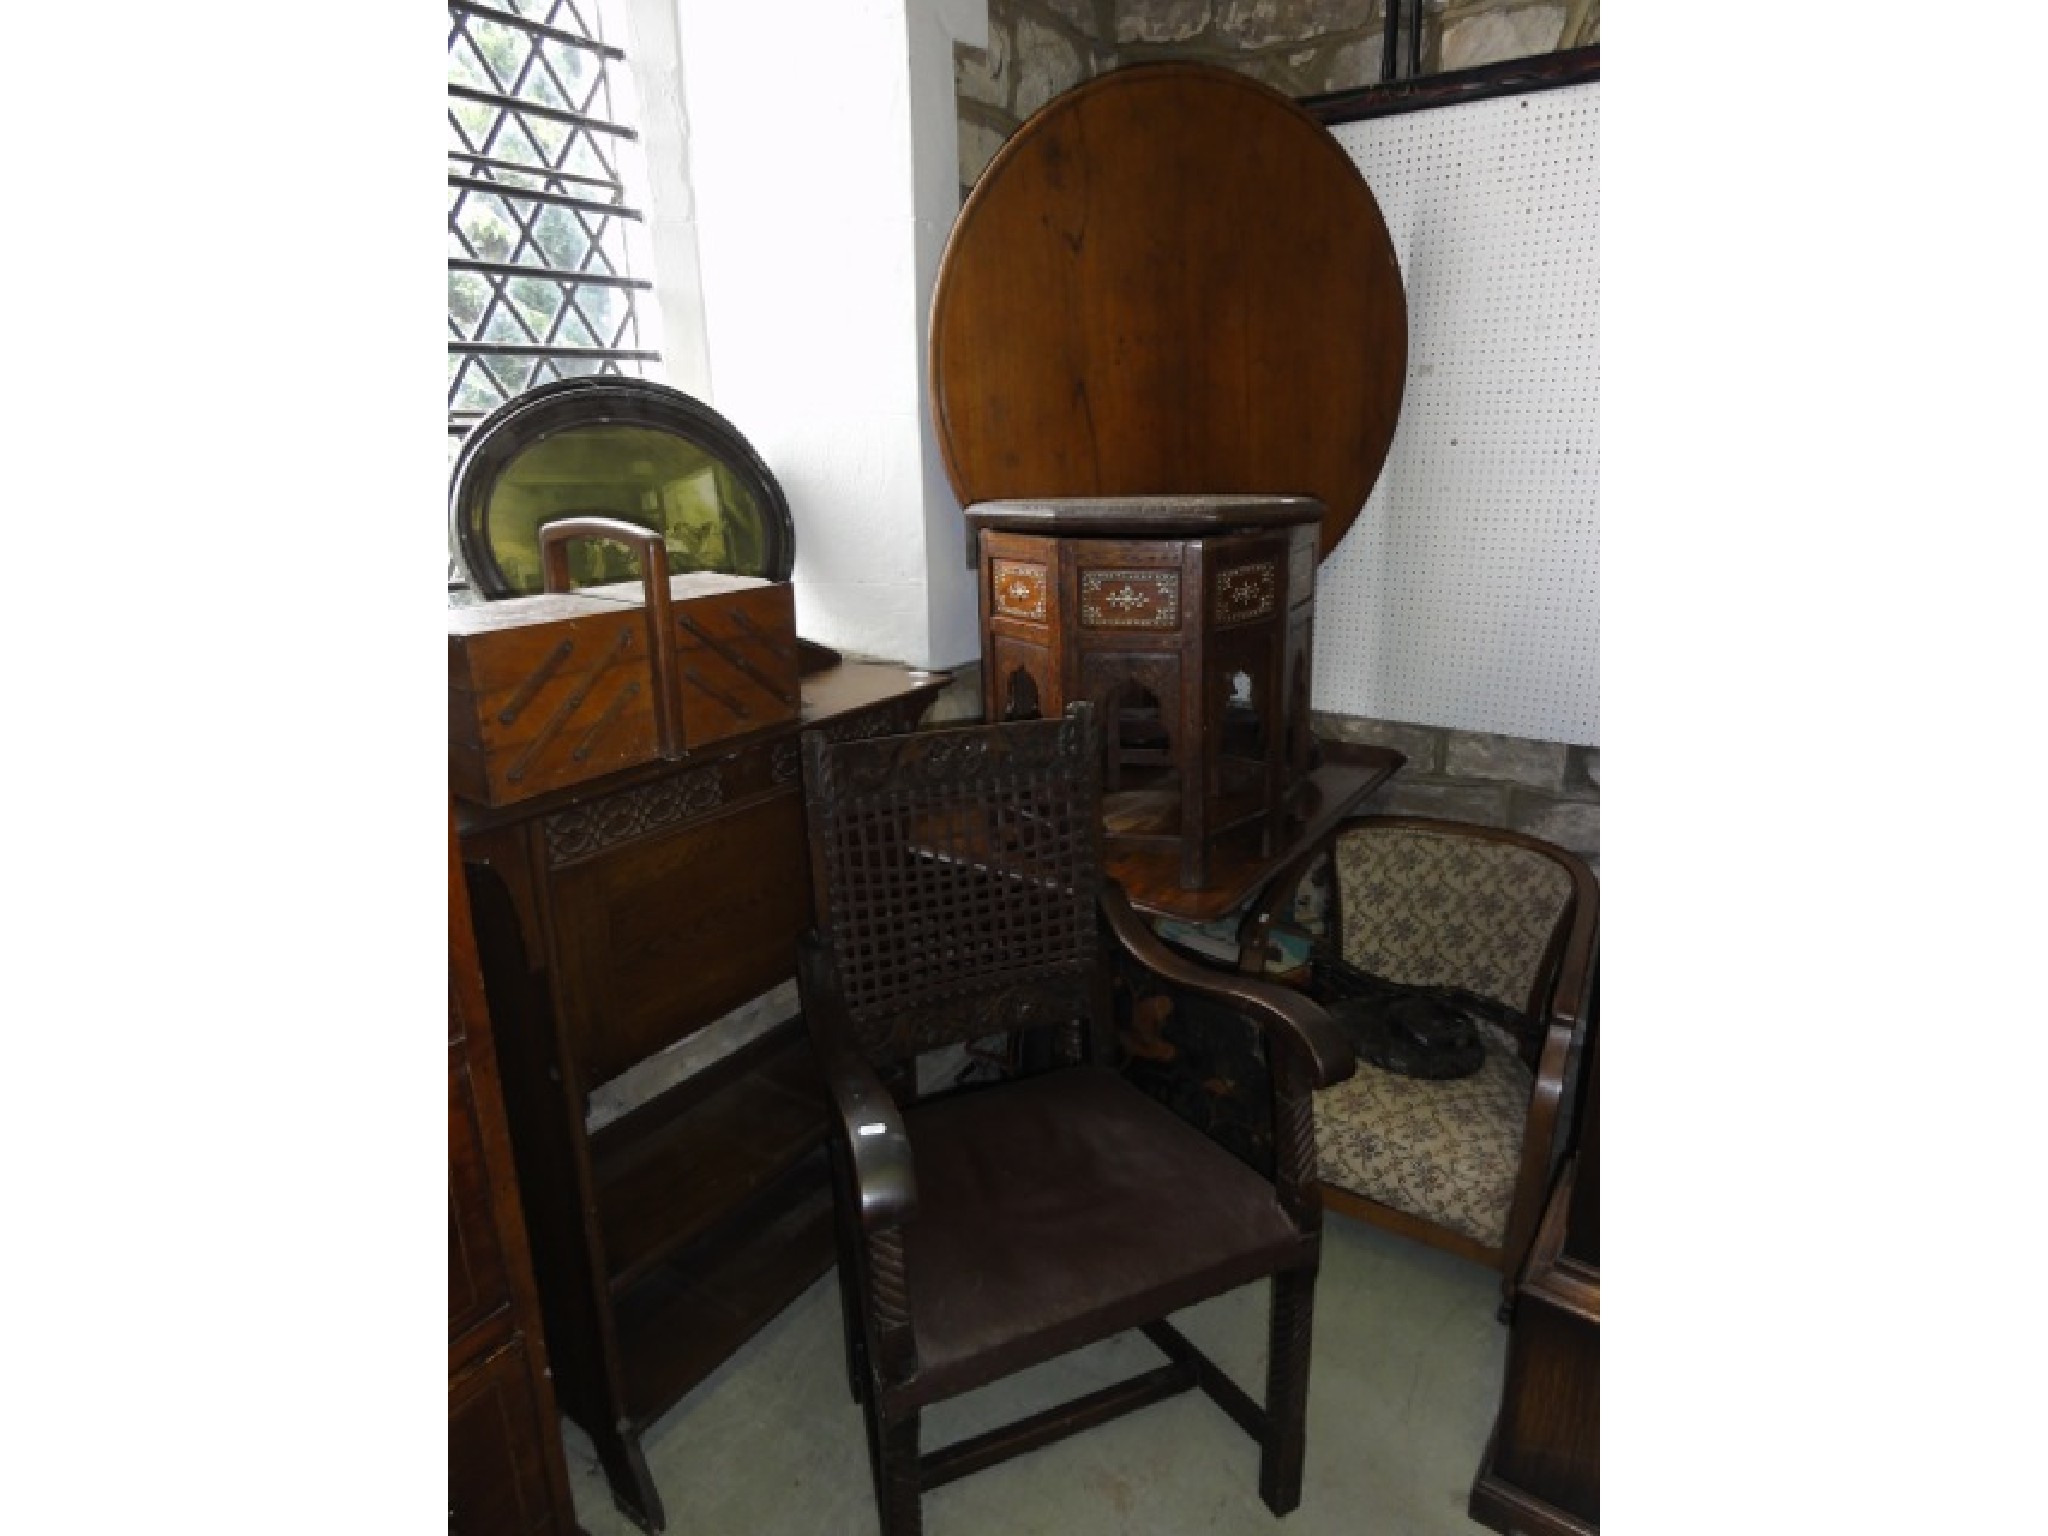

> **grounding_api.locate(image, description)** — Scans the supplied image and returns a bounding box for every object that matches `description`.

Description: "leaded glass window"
[447,0,661,439]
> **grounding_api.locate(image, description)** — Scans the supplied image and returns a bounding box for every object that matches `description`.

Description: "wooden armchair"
[1239,815,1598,1308]
[795,704,1356,1536]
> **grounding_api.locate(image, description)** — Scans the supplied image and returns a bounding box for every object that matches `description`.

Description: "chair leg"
[872,1405,923,1536]
[827,1142,869,1403]
[1259,1266,1318,1515]
[837,1258,870,1404]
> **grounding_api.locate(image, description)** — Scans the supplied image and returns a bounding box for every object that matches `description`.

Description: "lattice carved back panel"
[800,707,1105,1063]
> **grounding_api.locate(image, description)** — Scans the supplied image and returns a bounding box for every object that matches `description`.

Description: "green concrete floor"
[563,1216,1509,1536]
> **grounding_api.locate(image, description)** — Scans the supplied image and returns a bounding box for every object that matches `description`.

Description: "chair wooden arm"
[1100,881,1355,1091]
[795,931,918,1231]
[1543,866,1599,1033]
[1231,840,1330,979]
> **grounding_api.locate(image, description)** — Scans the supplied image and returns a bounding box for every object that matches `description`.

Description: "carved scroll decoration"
[543,764,725,864]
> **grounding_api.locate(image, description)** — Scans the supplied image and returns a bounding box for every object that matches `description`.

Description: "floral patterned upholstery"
[1309,824,1577,1249]
[1333,826,1572,1014]
[1314,1021,1530,1248]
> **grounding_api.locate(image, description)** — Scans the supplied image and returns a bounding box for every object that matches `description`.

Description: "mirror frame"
[449,376,796,599]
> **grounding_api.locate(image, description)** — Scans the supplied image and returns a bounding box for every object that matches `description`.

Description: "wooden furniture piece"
[456,661,949,1533]
[448,518,799,808]
[1471,1027,1600,1535]
[928,62,1407,562]
[930,62,1407,893]
[1105,740,1402,923]
[795,705,1357,1536]
[449,812,581,1536]
[971,496,1322,890]
[1238,815,1598,1306]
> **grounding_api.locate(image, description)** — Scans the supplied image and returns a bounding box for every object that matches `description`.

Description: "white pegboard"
[1317,83,1599,746]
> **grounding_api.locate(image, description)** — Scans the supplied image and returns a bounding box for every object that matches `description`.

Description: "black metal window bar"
[447,0,661,440]
[1381,0,1427,82]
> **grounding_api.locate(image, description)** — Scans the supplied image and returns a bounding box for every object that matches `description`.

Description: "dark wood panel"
[591,1021,829,1293]
[450,1337,573,1536]
[449,1043,510,1347]
[1563,1025,1598,1270]
[463,853,624,1445]
[554,789,812,1088]
[612,1152,836,1427]
[1471,1056,1600,1535]
[449,815,579,1536]
[1488,1286,1599,1522]
[457,663,949,1531]
[1104,754,1401,921]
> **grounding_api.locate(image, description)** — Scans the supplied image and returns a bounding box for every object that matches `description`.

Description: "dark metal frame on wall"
[1304,42,1598,126]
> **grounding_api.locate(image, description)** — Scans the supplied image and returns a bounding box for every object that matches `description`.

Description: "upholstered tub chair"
[1238,814,1598,1308]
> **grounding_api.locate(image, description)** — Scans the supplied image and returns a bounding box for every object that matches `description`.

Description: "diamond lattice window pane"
[448,0,659,457]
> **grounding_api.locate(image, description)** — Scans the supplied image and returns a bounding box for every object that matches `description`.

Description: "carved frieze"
[544,764,726,864]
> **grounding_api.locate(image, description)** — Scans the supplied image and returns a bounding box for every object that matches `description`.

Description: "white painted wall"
[649,0,984,671]
[618,0,712,399]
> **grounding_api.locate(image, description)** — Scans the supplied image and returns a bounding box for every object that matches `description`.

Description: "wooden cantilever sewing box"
[449,517,799,808]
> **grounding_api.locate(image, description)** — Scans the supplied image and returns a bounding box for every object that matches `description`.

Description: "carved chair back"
[799,704,1113,1078]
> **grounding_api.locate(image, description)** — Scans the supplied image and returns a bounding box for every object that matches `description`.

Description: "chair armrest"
[1545,876,1600,1034]
[795,931,918,1231]
[1100,882,1355,1090]
[1232,837,1331,977]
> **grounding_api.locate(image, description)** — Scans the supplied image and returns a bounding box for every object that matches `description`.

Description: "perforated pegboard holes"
[1317,86,1598,747]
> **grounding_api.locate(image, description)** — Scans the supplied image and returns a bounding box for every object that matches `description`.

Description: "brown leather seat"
[902,1065,1308,1405]
[797,704,1354,1536]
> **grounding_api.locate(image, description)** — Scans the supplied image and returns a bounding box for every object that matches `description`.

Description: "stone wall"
[1313,709,1598,869]
[955,1,1115,201]
[956,0,1599,195]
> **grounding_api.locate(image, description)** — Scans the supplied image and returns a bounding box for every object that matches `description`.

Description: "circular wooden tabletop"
[964,493,1324,538]
[929,62,1407,561]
